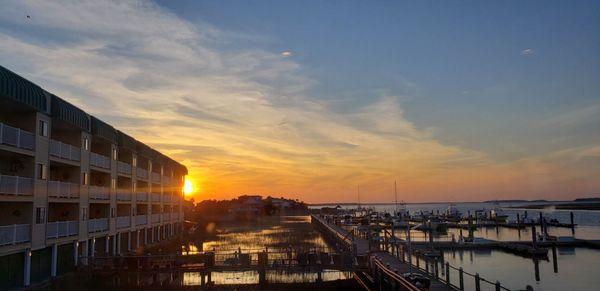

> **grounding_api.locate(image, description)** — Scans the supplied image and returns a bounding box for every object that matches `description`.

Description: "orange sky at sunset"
[1,1,598,203]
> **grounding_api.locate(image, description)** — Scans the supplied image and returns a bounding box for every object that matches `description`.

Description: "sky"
[0,0,599,203]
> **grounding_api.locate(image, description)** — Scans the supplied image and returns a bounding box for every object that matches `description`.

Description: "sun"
[183,179,194,196]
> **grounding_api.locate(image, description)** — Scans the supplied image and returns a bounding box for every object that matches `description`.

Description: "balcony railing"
[0,224,31,246]
[117,161,132,175]
[162,213,170,222]
[151,214,160,223]
[0,174,33,196]
[0,122,34,150]
[90,152,111,169]
[49,139,80,162]
[151,193,161,202]
[46,221,78,238]
[163,194,171,203]
[116,216,131,229]
[151,172,161,183]
[172,212,179,221]
[136,192,148,202]
[89,186,109,200]
[135,215,147,225]
[162,176,171,185]
[117,189,131,201]
[88,218,109,233]
[136,168,148,179]
[48,180,79,199]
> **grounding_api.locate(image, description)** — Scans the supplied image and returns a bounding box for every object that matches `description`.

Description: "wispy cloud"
[0,1,596,202]
[520,48,535,55]
[281,51,293,57]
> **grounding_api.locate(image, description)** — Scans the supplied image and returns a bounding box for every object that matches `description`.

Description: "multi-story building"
[0,65,187,289]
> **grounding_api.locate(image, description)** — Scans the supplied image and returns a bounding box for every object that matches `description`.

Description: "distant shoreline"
[308,198,598,207]
[508,202,600,211]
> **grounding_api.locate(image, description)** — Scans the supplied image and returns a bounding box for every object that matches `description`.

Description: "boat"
[490,204,509,223]
[444,203,463,222]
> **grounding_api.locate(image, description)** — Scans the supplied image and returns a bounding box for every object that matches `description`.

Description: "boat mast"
[394,180,398,213]
[357,185,360,209]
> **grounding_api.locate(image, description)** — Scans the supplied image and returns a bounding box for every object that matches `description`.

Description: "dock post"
[531,224,537,249]
[570,212,575,233]
[495,281,501,291]
[552,245,558,273]
[434,258,439,279]
[416,254,420,269]
[459,267,464,290]
[445,262,450,284]
[517,213,521,226]
[539,213,543,232]
[534,259,540,281]
[425,256,429,273]
[475,273,481,291]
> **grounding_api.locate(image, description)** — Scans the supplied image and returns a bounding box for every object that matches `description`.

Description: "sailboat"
[392,181,410,228]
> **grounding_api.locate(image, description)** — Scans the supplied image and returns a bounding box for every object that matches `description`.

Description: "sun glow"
[183,179,193,196]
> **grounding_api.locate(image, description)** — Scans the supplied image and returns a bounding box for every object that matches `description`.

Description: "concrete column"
[136,230,140,248]
[116,233,121,254]
[51,243,58,277]
[127,232,131,252]
[91,238,96,258]
[74,241,79,266]
[112,235,117,255]
[105,236,110,255]
[151,227,155,243]
[83,241,89,265]
[157,226,161,242]
[23,249,31,287]
[144,228,148,245]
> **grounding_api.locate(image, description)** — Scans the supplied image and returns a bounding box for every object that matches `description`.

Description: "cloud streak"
[0,1,596,202]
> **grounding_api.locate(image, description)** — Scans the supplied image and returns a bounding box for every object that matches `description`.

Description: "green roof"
[0,65,47,112]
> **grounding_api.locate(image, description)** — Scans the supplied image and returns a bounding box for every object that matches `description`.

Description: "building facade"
[0,65,187,289]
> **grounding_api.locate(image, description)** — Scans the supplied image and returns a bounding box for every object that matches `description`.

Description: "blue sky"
[1,1,598,202]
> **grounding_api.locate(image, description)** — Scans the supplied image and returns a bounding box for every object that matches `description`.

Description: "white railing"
[162,213,170,222]
[116,190,131,201]
[0,122,34,150]
[0,174,33,196]
[49,139,80,161]
[117,161,132,175]
[46,221,78,238]
[162,176,171,185]
[151,172,161,183]
[89,186,109,200]
[116,216,131,229]
[136,192,148,201]
[135,215,147,225]
[151,193,161,202]
[88,218,108,233]
[136,168,148,179]
[90,152,111,169]
[151,214,160,223]
[0,224,31,246]
[48,180,79,199]
[163,194,171,203]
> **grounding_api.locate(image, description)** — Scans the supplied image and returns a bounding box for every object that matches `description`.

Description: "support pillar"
[83,241,89,265]
[128,232,132,252]
[116,233,121,254]
[74,241,79,266]
[91,238,96,258]
[23,249,31,287]
[105,236,110,255]
[51,243,58,277]
[136,230,140,249]
[112,234,117,255]
[144,228,148,245]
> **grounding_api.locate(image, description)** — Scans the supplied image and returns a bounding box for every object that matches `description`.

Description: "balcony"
[172,212,179,221]
[163,194,171,203]
[151,172,161,183]
[136,192,148,202]
[90,152,111,169]
[48,181,79,199]
[135,215,147,226]
[136,168,148,180]
[0,174,33,196]
[0,122,34,151]
[162,176,171,184]
[117,189,131,201]
[46,221,78,239]
[151,193,161,202]
[89,186,109,200]
[151,214,160,223]
[162,213,170,222]
[0,224,30,246]
[117,161,131,175]
[116,216,131,229]
[88,218,109,233]
[49,139,81,162]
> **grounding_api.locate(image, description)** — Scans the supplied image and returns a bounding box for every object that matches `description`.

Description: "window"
[83,138,89,151]
[38,120,48,137]
[37,163,47,180]
[82,172,88,185]
[112,148,117,160]
[35,207,46,224]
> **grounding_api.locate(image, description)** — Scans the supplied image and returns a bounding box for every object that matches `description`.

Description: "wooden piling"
[475,273,481,291]
[552,245,558,273]
[445,262,450,284]
[459,267,464,290]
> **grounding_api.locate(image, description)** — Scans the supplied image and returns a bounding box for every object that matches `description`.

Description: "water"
[312,202,600,291]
